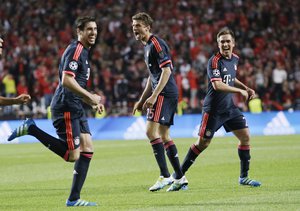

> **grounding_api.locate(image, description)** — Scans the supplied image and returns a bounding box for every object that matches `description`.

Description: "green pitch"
[0,135,299,211]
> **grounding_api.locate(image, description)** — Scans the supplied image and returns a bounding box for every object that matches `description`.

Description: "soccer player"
[8,16,104,206]
[0,37,31,105]
[180,27,261,187]
[132,12,187,192]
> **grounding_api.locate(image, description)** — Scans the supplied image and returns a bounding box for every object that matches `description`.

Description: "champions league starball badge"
[69,61,78,70]
[212,69,220,77]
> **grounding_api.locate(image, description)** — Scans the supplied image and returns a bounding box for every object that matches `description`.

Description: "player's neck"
[141,33,152,45]
[221,52,232,59]
[78,39,91,49]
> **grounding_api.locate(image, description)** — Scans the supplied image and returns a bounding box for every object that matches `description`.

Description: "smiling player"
[180,27,261,187]
[8,16,104,206]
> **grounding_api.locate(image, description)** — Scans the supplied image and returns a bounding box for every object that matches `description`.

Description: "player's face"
[132,20,150,43]
[78,21,97,48]
[217,34,235,59]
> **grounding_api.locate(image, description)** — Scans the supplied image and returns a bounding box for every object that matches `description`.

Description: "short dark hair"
[217,27,235,40]
[132,12,153,28]
[75,16,96,31]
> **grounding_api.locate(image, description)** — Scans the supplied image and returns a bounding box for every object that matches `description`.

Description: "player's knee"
[239,134,250,145]
[67,158,76,162]
[146,130,158,140]
[80,145,94,152]
[196,137,211,150]
[160,135,171,142]
[67,152,80,162]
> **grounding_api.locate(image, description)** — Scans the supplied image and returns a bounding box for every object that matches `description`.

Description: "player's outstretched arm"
[0,94,31,106]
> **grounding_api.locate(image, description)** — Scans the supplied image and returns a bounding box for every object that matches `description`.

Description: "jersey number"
[147,108,155,120]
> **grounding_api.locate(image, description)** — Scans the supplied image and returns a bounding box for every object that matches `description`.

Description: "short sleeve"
[207,55,222,82]
[151,37,172,69]
[62,44,83,77]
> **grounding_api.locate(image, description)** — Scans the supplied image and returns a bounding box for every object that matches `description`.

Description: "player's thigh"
[52,112,81,151]
[80,133,93,152]
[223,113,250,145]
[198,112,223,139]
[223,109,247,132]
[79,116,93,152]
[146,120,160,140]
[146,95,177,126]
[224,114,249,134]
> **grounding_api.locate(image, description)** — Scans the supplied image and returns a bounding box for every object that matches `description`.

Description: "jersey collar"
[147,34,154,45]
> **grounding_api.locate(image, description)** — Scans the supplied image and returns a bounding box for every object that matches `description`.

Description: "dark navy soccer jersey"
[144,35,178,98]
[51,40,91,113]
[203,52,240,114]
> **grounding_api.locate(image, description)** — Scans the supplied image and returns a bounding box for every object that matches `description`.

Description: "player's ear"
[76,28,82,37]
[232,38,235,47]
[146,25,151,32]
[217,38,221,47]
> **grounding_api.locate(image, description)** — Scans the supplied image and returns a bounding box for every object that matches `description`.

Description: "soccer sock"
[181,144,201,175]
[150,138,170,178]
[238,145,251,178]
[164,140,183,179]
[69,152,93,201]
[28,125,69,160]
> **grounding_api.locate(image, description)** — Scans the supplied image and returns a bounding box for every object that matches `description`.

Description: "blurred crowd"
[0,0,300,119]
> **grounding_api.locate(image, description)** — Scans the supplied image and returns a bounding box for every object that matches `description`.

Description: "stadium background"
[0,1,300,210]
[0,0,300,120]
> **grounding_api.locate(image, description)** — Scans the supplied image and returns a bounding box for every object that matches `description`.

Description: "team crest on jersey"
[74,136,80,145]
[69,61,78,71]
[205,129,212,137]
[212,69,220,77]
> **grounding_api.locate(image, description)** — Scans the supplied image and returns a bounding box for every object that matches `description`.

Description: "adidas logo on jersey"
[161,116,165,121]
[263,112,295,135]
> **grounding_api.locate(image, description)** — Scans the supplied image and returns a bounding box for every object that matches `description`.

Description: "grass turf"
[0,135,299,210]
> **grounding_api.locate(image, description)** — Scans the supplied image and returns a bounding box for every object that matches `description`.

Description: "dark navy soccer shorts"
[52,111,91,150]
[146,94,178,126]
[198,108,248,139]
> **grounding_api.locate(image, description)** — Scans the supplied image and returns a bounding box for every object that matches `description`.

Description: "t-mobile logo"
[223,74,231,84]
